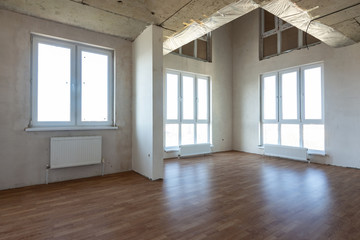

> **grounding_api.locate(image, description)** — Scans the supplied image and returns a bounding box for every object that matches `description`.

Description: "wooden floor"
[1,152,360,240]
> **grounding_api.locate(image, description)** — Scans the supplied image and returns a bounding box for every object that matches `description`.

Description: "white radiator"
[179,143,211,157]
[264,144,308,162]
[50,136,102,169]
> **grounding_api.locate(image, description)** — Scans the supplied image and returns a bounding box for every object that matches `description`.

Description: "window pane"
[263,34,277,57]
[182,41,195,57]
[197,124,208,144]
[264,10,275,32]
[281,27,298,53]
[37,43,71,122]
[304,124,324,151]
[197,78,208,120]
[81,51,108,122]
[165,124,179,147]
[281,124,299,147]
[182,76,194,120]
[263,75,277,120]
[304,67,322,119]
[281,71,298,120]
[263,123,278,145]
[181,124,194,145]
[166,73,179,120]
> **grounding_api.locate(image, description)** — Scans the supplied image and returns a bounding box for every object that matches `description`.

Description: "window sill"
[25,126,118,132]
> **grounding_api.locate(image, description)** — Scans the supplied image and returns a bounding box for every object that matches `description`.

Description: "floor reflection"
[260,162,331,224]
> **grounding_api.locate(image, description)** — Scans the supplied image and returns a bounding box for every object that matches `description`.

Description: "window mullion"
[194,77,198,144]
[277,73,281,145]
[180,73,183,145]
[74,45,79,126]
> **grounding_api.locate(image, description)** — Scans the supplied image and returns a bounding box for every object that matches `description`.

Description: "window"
[172,33,212,62]
[260,9,321,59]
[165,70,210,148]
[260,63,324,153]
[31,35,114,128]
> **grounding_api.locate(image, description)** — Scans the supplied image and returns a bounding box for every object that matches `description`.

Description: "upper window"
[260,9,321,60]
[260,63,324,153]
[31,35,114,128]
[172,34,212,62]
[165,70,210,148]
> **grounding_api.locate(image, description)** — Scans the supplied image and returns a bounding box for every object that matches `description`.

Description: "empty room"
[1,0,360,239]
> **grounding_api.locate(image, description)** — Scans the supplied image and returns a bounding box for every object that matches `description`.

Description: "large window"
[260,9,320,59]
[172,34,212,62]
[165,70,210,148]
[30,35,114,128]
[261,63,324,153]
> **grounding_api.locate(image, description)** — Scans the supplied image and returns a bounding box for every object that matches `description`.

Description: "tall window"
[261,63,324,153]
[31,35,114,128]
[165,70,210,148]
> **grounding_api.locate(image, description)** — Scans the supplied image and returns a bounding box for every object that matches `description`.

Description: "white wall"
[163,23,233,158]
[0,10,133,190]
[132,25,164,179]
[232,9,360,169]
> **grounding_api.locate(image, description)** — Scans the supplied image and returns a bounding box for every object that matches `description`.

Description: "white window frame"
[260,9,320,59]
[165,70,211,149]
[260,63,324,152]
[172,33,212,62]
[30,35,115,129]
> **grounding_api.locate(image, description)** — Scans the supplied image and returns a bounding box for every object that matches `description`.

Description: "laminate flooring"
[1,151,360,239]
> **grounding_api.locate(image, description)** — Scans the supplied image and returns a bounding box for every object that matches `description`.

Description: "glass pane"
[281,71,298,120]
[264,10,275,32]
[304,67,322,119]
[166,73,179,120]
[197,78,208,120]
[281,124,300,147]
[281,27,298,53]
[197,39,207,60]
[263,34,277,57]
[263,123,278,145]
[181,124,194,145]
[165,124,179,147]
[197,124,208,144]
[182,76,194,120]
[263,75,277,120]
[37,43,71,122]
[182,41,195,57]
[304,124,324,151]
[81,51,108,122]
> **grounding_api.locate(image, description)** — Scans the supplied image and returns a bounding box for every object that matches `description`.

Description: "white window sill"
[25,126,118,132]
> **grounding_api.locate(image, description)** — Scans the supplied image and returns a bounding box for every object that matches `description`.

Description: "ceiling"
[0,0,360,54]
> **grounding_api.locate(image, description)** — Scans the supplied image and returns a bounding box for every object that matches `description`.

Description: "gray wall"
[0,10,133,190]
[232,9,360,169]
[163,23,234,158]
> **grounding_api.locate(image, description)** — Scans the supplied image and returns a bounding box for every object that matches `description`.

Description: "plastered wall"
[0,10,133,190]
[132,25,164,180]
[163,23,233,158]
[232,9,360,169]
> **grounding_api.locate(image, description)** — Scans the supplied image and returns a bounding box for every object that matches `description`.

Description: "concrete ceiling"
[0,0,360,53]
